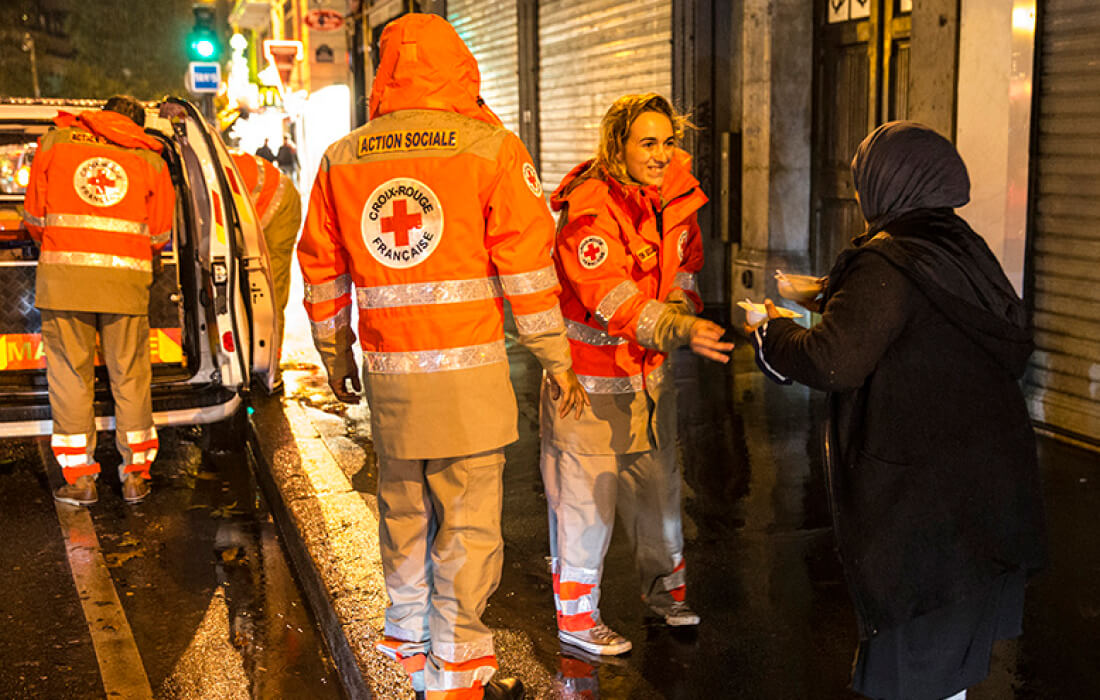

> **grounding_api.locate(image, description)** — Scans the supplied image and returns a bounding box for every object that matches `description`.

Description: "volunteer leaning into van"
[22,95,174,507]
[230,151,301,388]
[542,93,733,656]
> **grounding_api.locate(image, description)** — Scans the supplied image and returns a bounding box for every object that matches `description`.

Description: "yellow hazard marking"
[0,328,184,370]
[357,130,458,157]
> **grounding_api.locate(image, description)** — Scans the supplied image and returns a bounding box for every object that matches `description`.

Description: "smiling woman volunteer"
[540,93,733,656]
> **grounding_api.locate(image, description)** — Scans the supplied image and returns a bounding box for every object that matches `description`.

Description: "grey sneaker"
[658,601,700,627]
[122,474,151,504]
[54,475,98,506]
[558,622,632,656]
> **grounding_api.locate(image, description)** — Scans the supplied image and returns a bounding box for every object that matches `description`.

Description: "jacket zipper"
[654,186,697,236]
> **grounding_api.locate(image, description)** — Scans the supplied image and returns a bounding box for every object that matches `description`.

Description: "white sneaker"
[558,622,632,656]
[658,601,700,627]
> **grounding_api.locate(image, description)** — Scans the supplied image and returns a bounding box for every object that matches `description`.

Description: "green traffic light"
[193,38,216,59]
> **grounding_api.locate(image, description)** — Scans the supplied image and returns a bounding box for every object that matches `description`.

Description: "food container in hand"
[774,270,824,304]
[737,299,803,328]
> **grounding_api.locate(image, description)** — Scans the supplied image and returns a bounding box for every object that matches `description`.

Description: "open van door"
[160,99,278,394]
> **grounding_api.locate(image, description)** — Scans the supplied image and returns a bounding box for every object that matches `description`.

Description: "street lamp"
[20,32,40,99]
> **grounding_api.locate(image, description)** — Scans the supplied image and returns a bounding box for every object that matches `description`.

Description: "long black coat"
[762,211,1047,638]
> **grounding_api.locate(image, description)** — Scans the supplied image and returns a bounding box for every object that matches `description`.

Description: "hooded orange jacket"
[22,109,175,315]
[550,152,706,394]
[297,13,571,460]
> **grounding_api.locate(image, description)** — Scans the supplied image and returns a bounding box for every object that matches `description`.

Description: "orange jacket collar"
[368,13,502,127]
[551,149,696,215]
[54,110,162,153]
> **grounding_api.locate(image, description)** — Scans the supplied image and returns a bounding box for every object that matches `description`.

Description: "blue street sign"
[188,61,221,94]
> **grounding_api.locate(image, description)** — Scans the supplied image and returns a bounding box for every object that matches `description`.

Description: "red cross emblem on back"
[380,199,422,247]
[87,168,117,196]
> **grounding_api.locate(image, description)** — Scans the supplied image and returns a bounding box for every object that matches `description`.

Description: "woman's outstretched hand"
[689,319,734,363]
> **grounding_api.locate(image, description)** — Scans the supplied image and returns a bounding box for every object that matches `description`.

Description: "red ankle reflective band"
[557,580,596,600]
[399,653,426,674]
[63,462,100,483]
[128,439,159,452]
[669,586,686,602]
[122,463,151,476]
[557,610,596,632]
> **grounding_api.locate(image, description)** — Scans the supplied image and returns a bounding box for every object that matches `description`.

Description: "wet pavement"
[0,427,342,699]
[272,270,1100,700]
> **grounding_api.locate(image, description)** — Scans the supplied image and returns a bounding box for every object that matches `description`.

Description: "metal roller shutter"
[538,0,672,192]
[448,0,520,135]
[1025,0,1100,443]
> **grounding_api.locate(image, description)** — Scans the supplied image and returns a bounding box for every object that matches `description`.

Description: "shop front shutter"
[448,0,520,134]
[538,0,672,191]
[1025,0,1100,443]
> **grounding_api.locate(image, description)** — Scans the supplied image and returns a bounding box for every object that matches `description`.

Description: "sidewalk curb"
[246,391,413,700]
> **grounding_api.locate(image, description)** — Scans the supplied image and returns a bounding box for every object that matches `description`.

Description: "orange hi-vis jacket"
[544,152,706,453]
[230,152,292,228]
[298,14,572,461]
[22,110,175,315]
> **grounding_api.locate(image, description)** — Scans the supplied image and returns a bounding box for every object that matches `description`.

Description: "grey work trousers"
[377,449,505,693]
[541,440,688,629]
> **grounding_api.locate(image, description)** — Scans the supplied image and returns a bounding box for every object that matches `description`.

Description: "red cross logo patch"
[361,177,444,268]
[73,157,128,207]
[522,162,543,198]
[578,235,608,270]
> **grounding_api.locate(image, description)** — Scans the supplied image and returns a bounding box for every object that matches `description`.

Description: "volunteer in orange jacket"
[230,151,301,387]
[542,94,733,656]
[297,14,586,700]
[22,96,175,506]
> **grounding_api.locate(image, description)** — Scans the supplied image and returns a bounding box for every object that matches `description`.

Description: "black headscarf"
[851,121,970,235]
[835,121,1032,375]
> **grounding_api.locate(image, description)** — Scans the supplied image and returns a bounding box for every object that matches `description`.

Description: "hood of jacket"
[550,148,697,218]
[368,13,502,126]
[55,109,162,152]
[844,210,1033,378]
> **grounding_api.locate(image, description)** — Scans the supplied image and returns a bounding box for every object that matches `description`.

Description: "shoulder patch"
[357,130,458,157]
[578,235,609,270]
[522,162,543,197]
[360,178,444,269]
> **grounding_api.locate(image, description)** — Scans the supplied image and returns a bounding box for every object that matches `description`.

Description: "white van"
[0,97,278,439]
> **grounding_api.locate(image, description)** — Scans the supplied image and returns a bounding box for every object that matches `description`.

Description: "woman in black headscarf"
[750,121,1047,700]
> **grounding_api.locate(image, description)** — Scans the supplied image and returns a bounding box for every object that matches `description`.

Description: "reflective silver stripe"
[357,277,502,310]
[304,274,353,304]
[662,566,687,591]
[425,637,496,665]
[635,299,667,348]
[558,596,596,616]
[647,361,669,388]
[21,211,45,227]
[577,363,668,395]
[565,319,627,346]
[514,305,565,336]
[499,265,558,296]
[45,213,149,236]
[364,340,506,374]
[124,427,157,445]
[560,565,600,585]
[595,280,641,326]
[438,665,497,691]
[39,250,151,272]
[57,453,92,467]
[52,433,88,448]
[674,271,697,293]
[251,156,266,200]
[577,373,644,394]
[309,304,352,339]
[260,171,288,229]
[151,230,171,246]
